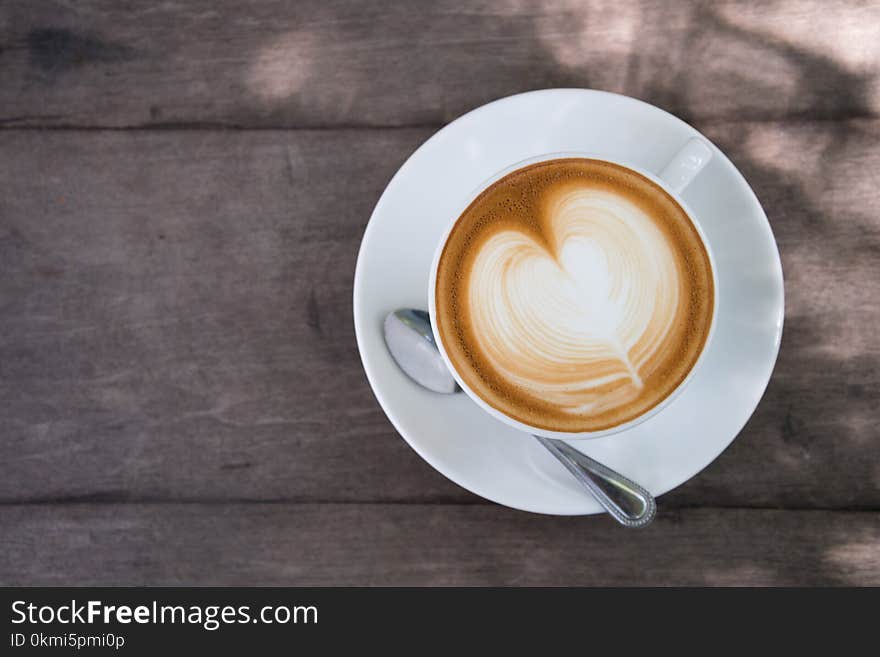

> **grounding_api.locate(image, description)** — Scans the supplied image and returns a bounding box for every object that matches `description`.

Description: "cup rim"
[427,150,720,440]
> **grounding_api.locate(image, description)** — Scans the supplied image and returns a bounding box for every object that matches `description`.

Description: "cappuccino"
[434,158,714,432]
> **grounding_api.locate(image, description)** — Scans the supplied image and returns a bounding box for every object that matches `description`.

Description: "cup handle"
[658,138,713,194]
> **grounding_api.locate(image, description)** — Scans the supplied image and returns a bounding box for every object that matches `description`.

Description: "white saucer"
[353,89,784,515]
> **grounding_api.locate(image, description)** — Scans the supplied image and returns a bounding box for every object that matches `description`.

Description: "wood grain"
[2,504,877,586]
[0,128,471,504]
[1,0,878,128]
[1,121,877,508]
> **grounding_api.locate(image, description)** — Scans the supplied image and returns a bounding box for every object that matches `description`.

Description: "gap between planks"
[1,499,879,513]
[1,112,876,132]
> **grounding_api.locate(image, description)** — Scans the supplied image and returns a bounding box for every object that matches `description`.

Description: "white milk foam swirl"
[467,186,680,415]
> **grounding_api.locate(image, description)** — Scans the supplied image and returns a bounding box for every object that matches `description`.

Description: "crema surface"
[435,159,714,432]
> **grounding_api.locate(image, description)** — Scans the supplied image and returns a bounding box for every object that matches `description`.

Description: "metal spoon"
[383,309,656,527]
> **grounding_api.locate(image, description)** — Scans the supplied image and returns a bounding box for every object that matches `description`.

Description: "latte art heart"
[435,159,714,433]
[469,187,680,413]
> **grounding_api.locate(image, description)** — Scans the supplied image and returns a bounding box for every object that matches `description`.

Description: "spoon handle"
[534,435,656,528]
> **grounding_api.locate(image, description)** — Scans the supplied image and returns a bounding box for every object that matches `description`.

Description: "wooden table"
[1,1,878,586]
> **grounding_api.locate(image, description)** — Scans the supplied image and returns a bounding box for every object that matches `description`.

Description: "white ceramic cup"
[427,139,719,440]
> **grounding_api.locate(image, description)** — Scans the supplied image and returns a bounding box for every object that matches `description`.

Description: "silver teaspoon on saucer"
[383,308,656,528]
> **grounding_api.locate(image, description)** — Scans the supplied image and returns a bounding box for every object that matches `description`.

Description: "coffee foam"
[435,159,714,432]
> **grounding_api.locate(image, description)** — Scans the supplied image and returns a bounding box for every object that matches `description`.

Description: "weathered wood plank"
[1,121,878,506]
[2,505,877,585]
[0,128,472,503]
[1,0,877,128]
